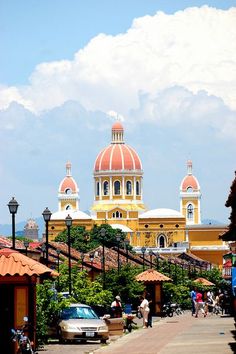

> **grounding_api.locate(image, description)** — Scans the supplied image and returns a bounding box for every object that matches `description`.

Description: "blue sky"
[0,1,236,231]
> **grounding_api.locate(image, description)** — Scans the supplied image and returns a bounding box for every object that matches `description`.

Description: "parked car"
[55,304,109,344]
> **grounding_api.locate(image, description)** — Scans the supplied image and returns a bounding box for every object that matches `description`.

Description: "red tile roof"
[136,269,172,283]
[0,248,58,277]
[193,277,215,286]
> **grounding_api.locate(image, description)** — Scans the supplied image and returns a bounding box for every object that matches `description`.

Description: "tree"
[104,264,145,308]
[55,225,92,252]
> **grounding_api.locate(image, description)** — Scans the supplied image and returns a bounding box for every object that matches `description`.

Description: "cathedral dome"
[59,161,79,194]
[94,122,142,172]
[180,160,200,192]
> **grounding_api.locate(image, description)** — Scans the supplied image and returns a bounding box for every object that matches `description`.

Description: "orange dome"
[112,121,124,131]
[94,144,142,171]
[59,161,78,193]
[180,160,200,191]
[94,122,142,172]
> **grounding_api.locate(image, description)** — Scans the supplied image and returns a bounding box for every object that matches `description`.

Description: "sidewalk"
[92,313,236,354]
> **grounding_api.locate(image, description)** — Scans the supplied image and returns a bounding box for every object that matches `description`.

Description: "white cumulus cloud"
[0,6,236,134]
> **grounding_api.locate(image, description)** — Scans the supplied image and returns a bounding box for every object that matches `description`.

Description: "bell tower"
[180,160,201,224]
[58,161,80,211]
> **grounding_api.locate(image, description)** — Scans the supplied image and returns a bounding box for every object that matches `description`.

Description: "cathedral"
[48,122,228,267]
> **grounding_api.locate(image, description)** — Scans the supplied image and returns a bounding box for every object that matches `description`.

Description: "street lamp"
[8,197,19,250]
[81,252,85,271]
[149,250,154,268]
[42,207,52,267]
[116,233,121,274]
[156,252,160,270]
[23,240,29,256]
[89,252,94,281]
[100,228,106,289]
[124,239,130,263]
[56,248,61,287]
[141,246,146,271]
[65,214,72,295]
[41,243,46,260]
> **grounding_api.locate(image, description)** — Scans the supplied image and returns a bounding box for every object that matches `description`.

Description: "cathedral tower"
[91,121,146,221]
[58,161,79,211]
[180,160,201,224]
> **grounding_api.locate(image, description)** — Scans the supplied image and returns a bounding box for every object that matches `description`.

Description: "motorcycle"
[11,317,36,354]
[162,303,174,317]
[123,313,137,332]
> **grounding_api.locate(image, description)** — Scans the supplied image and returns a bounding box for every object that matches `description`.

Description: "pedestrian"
[190,287,197,316]
[195,290,206,318]
[146,292,153,327]
[111,295,123,318]
[139,295,150,328]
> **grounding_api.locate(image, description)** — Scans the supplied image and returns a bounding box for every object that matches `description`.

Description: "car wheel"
[101,338,107,344]
[58,328,65,344]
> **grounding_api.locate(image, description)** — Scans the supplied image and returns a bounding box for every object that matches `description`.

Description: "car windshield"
[61,306,99,320]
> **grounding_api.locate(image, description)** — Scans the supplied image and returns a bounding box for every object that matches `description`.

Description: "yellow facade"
[49,124,228,267]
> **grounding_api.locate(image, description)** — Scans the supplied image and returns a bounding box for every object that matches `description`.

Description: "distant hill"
[0,217,44,239]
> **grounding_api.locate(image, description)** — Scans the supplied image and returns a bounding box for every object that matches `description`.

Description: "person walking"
[111,295,123,318]
[195,290,206,318]
[190,288,197,316]
[139,295,150,328]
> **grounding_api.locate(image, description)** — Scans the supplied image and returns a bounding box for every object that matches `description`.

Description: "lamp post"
[65,214,72,295]
[81,252,85,271]
[41,243,46,261]
[42,207,52,267]
[100,228,106,289]
[89,252,94,281]
[56,249,61,288]
[149,250,154,268]
[141,246,146,271]
[156,252,160,270]
[8,197,19,250]
[23,240,29,256]
[124,239,130,263]
[116,233,121,274]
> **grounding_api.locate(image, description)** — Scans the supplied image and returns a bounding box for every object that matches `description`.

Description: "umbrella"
[193,277,215,286]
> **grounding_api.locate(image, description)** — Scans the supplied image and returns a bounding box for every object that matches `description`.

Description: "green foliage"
[36,280,69,345]
[162,282,191,309]
[104,264,145,306]
[90,224,126,248]
[55,225,91,252]
[54,224,128,252]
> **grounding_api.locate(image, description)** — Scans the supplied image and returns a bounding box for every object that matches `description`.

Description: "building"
[23,218,39,240]
[48,122,228,267]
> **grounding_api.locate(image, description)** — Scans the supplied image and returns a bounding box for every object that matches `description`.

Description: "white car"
[57,303,109,344]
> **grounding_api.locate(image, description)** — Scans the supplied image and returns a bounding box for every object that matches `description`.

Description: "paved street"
[40,313,235,354]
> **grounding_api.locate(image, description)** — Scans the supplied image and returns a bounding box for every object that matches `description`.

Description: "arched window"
[187,186,193,192]
[96,182,100,196]
[187,204,194,220]
[66,205,72,210]
[103,181,109,195]
[136,181,140,195]
[157,234,166,248]
[65,188,72,194]
[114,180,121,195]
[112,211,122,218]
[126,181,132,195]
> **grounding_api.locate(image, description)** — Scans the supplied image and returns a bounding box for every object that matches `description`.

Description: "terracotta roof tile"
[0,248,58,277]
[193,277,215,286]
[136,269,172,283]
